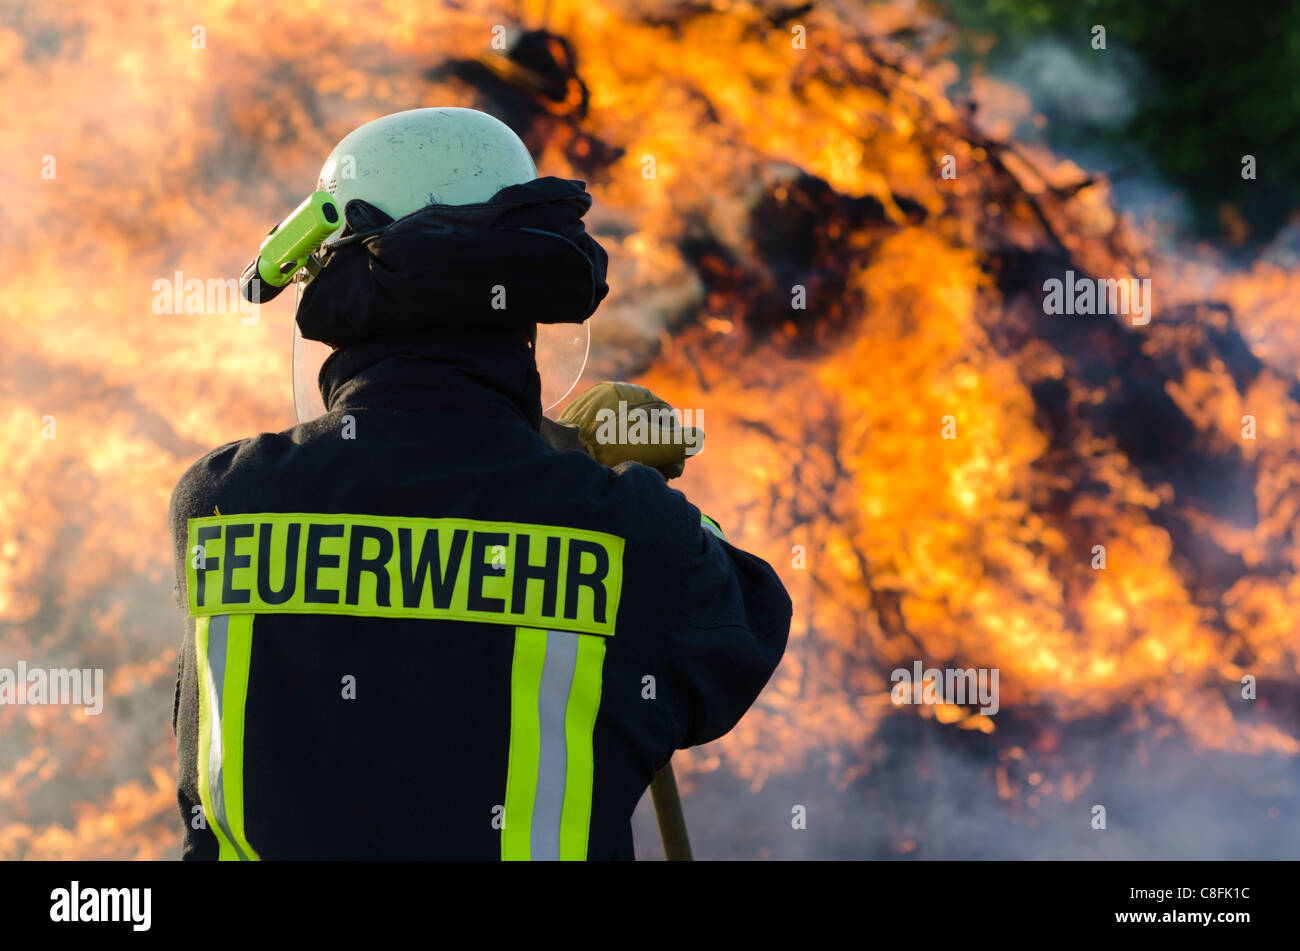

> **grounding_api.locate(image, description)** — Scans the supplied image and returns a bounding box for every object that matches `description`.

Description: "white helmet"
[316,107,538,235]
[292,108,588,421]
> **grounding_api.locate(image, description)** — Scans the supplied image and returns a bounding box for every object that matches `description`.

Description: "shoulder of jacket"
[168,431,291,529]
[605,461,704,546]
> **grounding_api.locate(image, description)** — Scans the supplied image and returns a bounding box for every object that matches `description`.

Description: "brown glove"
[548,382,703,480]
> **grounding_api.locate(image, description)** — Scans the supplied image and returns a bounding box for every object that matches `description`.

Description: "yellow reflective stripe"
[195,614,260,861]
[701,514,726,540]
[502,627,606,861]
[186,513,624,637]
[559,634,605,860]
[220,614,259,861]
[195,616,238,861]
[502,627,547,860]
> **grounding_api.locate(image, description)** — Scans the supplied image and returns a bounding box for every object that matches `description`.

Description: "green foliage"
[937,0,1300,243]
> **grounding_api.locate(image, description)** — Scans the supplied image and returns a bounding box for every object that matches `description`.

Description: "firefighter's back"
[170,367,788,859]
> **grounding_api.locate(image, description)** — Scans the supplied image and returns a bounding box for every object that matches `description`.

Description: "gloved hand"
[548,382,703,480]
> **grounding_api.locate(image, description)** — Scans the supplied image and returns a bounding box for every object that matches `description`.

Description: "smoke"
[999,39,1141,128]
[967,38,1195,239]
[637,717,1300,859]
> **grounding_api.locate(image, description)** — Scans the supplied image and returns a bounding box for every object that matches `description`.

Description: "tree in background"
[936,0,1300,247]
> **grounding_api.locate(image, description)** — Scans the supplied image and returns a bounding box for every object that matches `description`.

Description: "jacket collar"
[319,329,543,431]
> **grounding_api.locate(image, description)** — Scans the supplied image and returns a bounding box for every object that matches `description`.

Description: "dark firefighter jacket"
[169,328,792,860]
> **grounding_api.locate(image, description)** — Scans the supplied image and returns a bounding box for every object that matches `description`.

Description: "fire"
[0,0,1295,857]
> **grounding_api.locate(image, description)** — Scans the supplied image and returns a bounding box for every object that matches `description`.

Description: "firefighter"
[169,107,791,860]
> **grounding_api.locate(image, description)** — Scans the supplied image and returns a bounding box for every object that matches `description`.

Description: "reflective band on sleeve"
[701,514,726,540]
[502,627,606,860]
[195,614,260,861]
